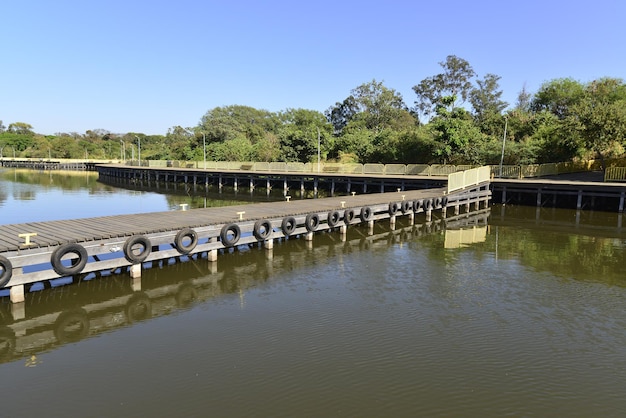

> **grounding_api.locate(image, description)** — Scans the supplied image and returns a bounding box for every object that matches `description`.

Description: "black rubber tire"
[401,200,412,214]
[360,206,373,222]
[425,199,434,211]
[327,211,341,227]
[220,223,241,247]
[413,199,423,213]
[253,219,272,240]
[0,256,13,288]
[344,209,356,224]
[51,243,89,276]
[305,213,320,232]
[281,217,297,236]
[435,197,443,208]
[174,228,198,255]
[123,235,152,263]
[442,196,448,207]
[389,202,400,216]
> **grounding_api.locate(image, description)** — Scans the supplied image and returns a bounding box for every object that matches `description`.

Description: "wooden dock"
[0,208,491,362]
[0,167,492,303]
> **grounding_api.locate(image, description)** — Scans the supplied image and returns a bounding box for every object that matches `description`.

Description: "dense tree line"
[2,56,625,169]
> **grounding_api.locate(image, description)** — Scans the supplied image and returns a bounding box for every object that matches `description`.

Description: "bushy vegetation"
[2,56,625,169]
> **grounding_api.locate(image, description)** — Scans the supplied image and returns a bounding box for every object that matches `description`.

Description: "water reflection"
[0,212,485,365]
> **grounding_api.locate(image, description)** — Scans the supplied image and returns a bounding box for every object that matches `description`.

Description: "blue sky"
[2,0,624,135]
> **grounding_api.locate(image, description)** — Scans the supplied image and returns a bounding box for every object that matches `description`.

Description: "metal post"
[499,117,508,178]
[135,135,141,166]
[203,133,206,170]
[317,127,321,173]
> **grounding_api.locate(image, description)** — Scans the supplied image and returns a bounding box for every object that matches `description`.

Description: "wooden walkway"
[0,176,492,303]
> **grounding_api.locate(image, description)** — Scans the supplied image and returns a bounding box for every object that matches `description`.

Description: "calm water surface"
[1,169,626,417]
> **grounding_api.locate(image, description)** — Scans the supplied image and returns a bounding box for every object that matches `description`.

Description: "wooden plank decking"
[0,188,448,253]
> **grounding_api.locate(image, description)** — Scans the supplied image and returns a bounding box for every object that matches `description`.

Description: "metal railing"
[4,157,621,180]
[447,166,491,193]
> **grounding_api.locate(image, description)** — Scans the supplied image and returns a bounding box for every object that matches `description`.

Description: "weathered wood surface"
[0,188,448,253]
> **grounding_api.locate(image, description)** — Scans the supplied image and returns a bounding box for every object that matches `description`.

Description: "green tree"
[565,78,626,168]
[278,108,330,162]
[326,80,415,134]
[198,105,280,145]
[469,73,508,123]
[7,122,34,136]
[531,78,585,119]
[428,97,483,164]
[412,55,476,118]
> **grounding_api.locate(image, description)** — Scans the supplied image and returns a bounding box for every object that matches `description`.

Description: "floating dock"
[0,167,491,303]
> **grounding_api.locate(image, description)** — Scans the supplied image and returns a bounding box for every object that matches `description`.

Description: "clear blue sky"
[2,0,624,135]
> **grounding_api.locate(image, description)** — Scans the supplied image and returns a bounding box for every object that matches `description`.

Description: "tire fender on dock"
[253,219,273,240]
[174,228,198,255]
[389,202,400,216]
[401,200,412,214]
[413,199,423,213]
[360,206,373,222]
[0,256,13,288]
[123,235,152,263]
[281,217,297,236]
[305,213,320,232]
[344,209,356,224]
[51,243,89,276]
[220,223,241,247]
[327,211,341,227]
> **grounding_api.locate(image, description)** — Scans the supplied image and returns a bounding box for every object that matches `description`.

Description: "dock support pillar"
[340,224,347,241]
[305,232,313,241]
[409,212,415,225]
[426,210,432,222]
[390,215,396,229]
[619,192,625,213]
[264,238,274,250]
[10,284,25,304]
[130,264,142,278]
[577,190,583,210]
[208,249,218,262]
[368,220,374,235]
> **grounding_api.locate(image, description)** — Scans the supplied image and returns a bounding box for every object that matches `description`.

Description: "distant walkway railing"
[3,157,622,180]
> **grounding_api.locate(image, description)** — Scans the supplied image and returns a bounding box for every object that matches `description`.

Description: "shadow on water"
[0,210,487,365]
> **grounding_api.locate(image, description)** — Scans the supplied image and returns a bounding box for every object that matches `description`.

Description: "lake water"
[1,169,626,417]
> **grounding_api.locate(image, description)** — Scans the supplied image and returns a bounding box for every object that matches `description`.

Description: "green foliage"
[531,78,585,119]
[278,108,331,162]
[412,55,476,118]
[429,106,483,164]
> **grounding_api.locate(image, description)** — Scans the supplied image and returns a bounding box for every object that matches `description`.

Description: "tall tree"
[412,55,476,118]
[326,80,415,134]
[531,78,585,119]
[469,73,508,121]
